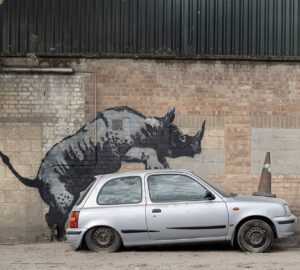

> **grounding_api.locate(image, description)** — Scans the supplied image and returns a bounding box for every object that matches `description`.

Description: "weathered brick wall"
[0,73,85,243]
[0,122,45,242]
[0,58,300,243]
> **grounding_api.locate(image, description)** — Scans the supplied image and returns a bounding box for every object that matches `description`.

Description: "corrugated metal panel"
[1,0,300,59]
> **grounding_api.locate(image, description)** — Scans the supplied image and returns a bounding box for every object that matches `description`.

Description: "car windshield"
[191,172,234,198]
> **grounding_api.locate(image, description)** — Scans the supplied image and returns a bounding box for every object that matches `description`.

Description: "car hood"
[229,195,287,205]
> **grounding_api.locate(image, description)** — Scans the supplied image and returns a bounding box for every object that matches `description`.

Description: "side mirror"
[205,190,215,200]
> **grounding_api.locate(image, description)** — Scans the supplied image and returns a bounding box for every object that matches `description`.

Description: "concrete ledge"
[0,67,74,74]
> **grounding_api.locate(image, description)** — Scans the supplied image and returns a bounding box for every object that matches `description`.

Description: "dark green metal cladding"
[1,0,300,59]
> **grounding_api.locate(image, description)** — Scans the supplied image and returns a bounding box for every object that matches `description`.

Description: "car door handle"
[152,209,161,213]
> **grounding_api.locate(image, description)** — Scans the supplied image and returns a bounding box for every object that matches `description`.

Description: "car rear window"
[97,176,142,205]
[76,180,96,205]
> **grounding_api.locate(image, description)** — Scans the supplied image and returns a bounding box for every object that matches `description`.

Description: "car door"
[145,173,229,241]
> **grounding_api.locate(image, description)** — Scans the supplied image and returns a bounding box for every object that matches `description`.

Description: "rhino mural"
[0,106,205,239]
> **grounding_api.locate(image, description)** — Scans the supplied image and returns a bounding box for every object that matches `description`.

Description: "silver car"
[66,169,297,253]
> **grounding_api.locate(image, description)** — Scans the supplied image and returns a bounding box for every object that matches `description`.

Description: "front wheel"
[237,219,274,253]
[85,227,122,252]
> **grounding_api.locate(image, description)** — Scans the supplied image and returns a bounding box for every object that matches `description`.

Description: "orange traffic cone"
[253,152,276,198]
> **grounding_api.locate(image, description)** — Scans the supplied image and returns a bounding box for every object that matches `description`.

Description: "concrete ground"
[0,237,299,270]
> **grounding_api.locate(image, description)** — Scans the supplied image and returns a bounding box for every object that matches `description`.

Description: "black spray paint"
[0,106,205,238]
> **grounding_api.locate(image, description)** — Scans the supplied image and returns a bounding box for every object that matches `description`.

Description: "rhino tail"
[0,150,39,188]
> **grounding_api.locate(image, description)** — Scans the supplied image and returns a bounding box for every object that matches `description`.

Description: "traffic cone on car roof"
[253,152,276,198]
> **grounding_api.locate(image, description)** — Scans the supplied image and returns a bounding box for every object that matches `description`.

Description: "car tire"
[85,227,122,252]
[237,219,274,253]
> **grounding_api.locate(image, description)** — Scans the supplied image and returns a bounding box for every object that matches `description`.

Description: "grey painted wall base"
[252,128,300,175]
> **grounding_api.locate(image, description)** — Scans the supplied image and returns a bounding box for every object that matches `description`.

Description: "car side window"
[148,174,208,202]
[97,176,142,205]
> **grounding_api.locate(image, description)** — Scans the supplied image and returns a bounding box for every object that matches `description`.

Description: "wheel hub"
[93,228,115,249]
[245,226,266,247]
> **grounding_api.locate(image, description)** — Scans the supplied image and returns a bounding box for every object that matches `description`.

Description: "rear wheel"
[237,219,274,253]
[85,227,122,252]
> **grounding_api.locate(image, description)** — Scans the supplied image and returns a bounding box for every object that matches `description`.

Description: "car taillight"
[69,211,79,228]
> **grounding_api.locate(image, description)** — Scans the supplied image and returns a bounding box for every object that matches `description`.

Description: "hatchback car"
[66,169,297,253]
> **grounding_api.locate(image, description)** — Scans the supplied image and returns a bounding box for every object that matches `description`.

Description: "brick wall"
[0,73,85,242]
[0,58,299,242]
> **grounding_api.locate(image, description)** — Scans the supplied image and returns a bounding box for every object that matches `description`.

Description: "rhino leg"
[45,207,63,239]
[41,178,77,240]
[45,205,73,240]
[124,147,169,169]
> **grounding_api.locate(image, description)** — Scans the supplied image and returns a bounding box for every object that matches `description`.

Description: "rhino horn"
[195,120,206,140]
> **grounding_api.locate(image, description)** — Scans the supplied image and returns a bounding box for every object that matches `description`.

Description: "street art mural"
[0,106,206,239]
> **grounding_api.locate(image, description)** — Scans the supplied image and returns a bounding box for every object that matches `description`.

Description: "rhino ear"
[164,107,175,124]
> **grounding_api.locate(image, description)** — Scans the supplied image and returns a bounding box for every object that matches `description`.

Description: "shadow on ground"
[78,236,299,253]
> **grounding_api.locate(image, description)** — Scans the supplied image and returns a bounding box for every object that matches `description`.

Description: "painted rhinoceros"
[0,106,205,238]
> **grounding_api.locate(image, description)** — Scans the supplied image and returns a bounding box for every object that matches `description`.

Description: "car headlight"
[283,204,291,216]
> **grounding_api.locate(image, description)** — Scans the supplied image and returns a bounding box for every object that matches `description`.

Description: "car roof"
[94,169,193,180]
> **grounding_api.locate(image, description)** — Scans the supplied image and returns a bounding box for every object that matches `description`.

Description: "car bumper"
[66,228,86,250]
[272,215,297,239]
